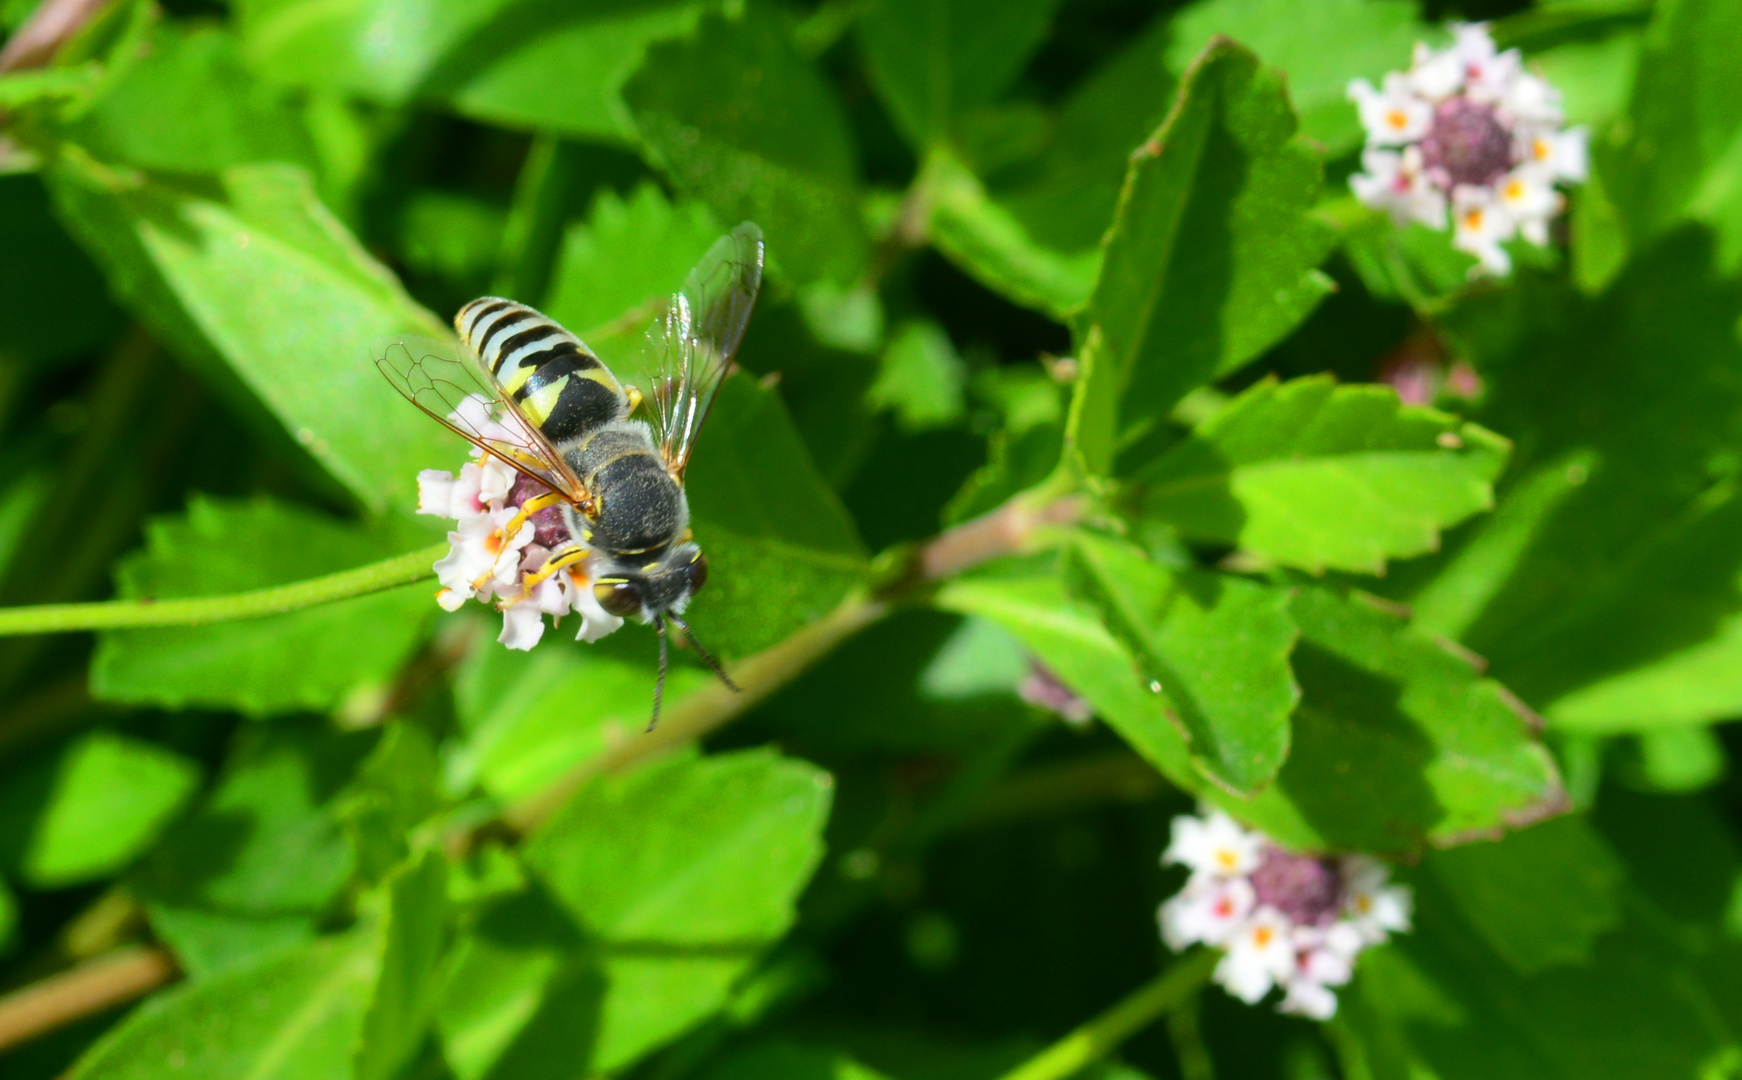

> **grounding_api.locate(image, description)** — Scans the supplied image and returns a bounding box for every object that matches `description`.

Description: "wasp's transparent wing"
[642,222,765,481]
[374,334,590,504]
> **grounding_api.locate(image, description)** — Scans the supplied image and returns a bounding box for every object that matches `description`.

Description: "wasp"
[377,223,765,722]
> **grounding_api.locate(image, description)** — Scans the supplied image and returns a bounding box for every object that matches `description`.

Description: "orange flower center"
[1463,209,1485,230]
[1253,926,1275,948]
[1386,109,1410,130]
[1533,137,1550,161]
[1504,180,1524,200]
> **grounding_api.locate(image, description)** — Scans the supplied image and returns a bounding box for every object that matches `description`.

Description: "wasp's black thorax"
[562,423,688,555]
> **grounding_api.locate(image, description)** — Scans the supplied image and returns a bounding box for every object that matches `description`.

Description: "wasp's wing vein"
[374,334,589,503]
[644,222,765,481]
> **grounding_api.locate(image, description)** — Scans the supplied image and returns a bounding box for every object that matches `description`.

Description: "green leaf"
[395,190,505,294]
[0,63,101,108]
[48,160,451,511]
[700,1042,895,1080]
[1627,726,1729,793]
[925,150,1102,319]
[1601,0,1742,271]
[19,732,199,888]
[1339,207,1481,312]
[449,633,708,803]
[1422,816,1624,974]
[1064,533,1298,794]
[1548,610,1742,733]
[347,722,445,882]
[235,0,512,105]
[1165,0,1425,154]
[446,2,708,142]
[933,568,1196,784]
[355,849,449,1080]
[1070,37,1335,475]
[458,750,832,1073]
[1343,878,1740,1080]
[682,376,870,657]
[868,320,967,432]
[63,24,318,174]
[66,934,376,1080]
[922,12,1173,319]
[134,723,370,979]
[1129,376,1510,575]
[527,749,830,947]
[435,886,597,1080]
[1235,586,1567,854]
[624,7,869,284]
[543,183,721,338]
[91,496,434,717]
[1415,233,1742,728]
[856,0,1059,148]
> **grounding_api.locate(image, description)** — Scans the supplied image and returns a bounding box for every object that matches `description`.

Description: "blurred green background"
[1,0,1741,1077]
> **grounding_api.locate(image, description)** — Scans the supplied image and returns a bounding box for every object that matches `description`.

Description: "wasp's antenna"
[650,616,669,732]
[668,613,741,693]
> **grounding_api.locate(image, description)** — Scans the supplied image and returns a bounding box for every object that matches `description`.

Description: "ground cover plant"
[0,0,1739,1076]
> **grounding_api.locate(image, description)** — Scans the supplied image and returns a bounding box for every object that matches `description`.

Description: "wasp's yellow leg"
[502,490,568,543]
[520,545,590,596]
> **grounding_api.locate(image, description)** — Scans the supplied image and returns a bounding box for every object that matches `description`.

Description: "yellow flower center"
[1215,848,1240,871]
[1504,179,1524,201]
[1386,109,1410,130]
[1533,137,1550,161]
[1253,926,1275,948]
[1463,209,1484,231]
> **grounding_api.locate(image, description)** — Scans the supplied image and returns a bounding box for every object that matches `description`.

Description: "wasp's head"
[591,542,737,717]
[591,541,708,623]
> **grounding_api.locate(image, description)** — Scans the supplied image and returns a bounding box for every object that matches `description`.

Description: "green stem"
[994,950,1218,1080]
[0,543,447,636]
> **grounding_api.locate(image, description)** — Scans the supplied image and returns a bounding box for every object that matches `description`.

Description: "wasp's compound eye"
[595,580,644,617]
[687,553,709,594]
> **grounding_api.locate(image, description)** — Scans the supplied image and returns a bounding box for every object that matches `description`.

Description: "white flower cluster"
[416,395,624,650]
[1158,809,1412,1020]
[1347,22,1588,275]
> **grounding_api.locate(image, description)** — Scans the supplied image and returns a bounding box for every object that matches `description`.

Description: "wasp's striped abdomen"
[457,298,627,444]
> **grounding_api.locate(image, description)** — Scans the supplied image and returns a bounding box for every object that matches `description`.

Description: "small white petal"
[1214,906,1297,1005]
[497,602,546,650]
[564,567,626,642]
[434,587,468,612]
[1349,76,1432,145]
[477,455,517,503]
[1278,977,1340,1020]
[1164,810,1263,878]
[416,470,459,517]
[1409,42,1465,100]
[1451,185,1516,275]
[1159,876,1256,950]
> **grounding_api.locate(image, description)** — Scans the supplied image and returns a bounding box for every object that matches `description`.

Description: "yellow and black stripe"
[456,298,628,444]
